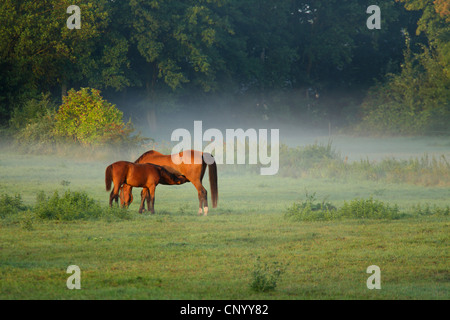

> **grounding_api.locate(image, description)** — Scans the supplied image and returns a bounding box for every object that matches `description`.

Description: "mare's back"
[135,150,167,164]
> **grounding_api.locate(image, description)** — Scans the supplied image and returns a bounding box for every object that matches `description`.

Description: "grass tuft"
[249,256,287,293]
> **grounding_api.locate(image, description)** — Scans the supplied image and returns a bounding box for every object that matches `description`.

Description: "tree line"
[0,0,448,135]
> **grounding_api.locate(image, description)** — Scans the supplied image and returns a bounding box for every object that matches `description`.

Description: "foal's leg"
[109,190,115,207]
[141,188,149,212]
[147,185,156,214]
[109,184,121,207]
[119,186,125,207]
[138,190,146,214]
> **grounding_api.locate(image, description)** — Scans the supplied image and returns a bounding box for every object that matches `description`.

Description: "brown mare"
[105,161,188,214]
[121,150,218,216]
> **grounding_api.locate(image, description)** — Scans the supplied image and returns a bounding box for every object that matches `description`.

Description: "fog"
[126,105,450,163]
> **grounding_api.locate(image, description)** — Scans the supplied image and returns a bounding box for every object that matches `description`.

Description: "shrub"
[35,190,99,220]
[0,194,28,218]
[14,111,57,151]
[249,257,286,293]
[339,197,403,220]
[10,89,148,153]
[10,93,57,150]
[9,93,56,131]
[34,190,132,221]
[54,88,143,147]
[286,194,405,221]
[285,191,338,221]
[410,203,450,217]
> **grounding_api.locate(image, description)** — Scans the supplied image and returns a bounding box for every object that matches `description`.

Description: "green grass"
[1,214,448,299]
[0,149,449,299]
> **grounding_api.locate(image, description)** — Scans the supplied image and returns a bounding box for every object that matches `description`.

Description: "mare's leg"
[192,180,208,216]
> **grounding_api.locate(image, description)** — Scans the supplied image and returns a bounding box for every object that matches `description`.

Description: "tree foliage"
[0,0,447,136]
[358,0,450,135]
[397,0,450,76]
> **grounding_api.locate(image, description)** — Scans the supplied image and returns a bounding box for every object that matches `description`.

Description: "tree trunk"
[146,63,158,131]
[147,107,157,131]
[146,81,158,132]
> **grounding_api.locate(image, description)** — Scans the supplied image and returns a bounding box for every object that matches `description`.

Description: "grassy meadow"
[0,138,449,300]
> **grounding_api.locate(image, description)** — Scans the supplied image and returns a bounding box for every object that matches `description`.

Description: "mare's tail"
[105,164,113,191]
[207,157,218,208]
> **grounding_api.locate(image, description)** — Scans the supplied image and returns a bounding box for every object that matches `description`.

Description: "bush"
[410,203,450,217]
[285,192,338,221]
[339,197,402,220]
[9,89,148,153]
[54,88,145,147]
[35,190,99,220]
[10,93,57,151]
[14,112,57,151]
[0,194,28,218]
[286,194,404,221]
[9,93,56,130]
[34,190,132,221]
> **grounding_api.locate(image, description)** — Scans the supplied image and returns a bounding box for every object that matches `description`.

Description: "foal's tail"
[207,157,218,208]
[105,164,113,191]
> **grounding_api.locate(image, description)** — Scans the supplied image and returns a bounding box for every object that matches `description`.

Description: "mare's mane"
[134,150,164,163]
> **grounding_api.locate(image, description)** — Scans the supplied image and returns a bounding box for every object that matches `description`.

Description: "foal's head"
[160,166,188,185]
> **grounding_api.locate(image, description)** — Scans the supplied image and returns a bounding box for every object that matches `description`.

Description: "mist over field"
[123,106,450,163]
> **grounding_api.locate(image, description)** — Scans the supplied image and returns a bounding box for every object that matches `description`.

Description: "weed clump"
[249,257,287,292]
